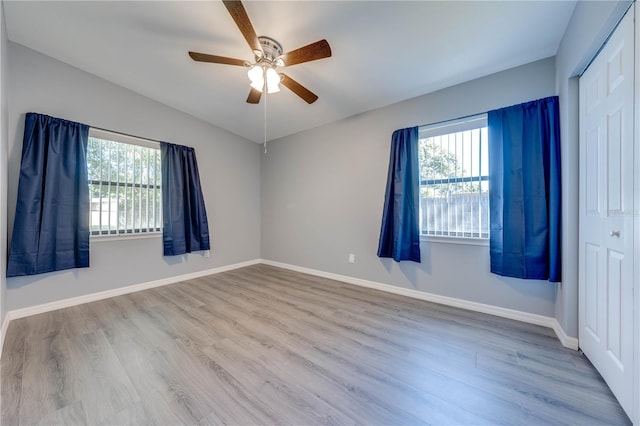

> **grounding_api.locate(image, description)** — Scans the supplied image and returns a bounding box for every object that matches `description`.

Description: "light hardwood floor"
[1,264,631,425]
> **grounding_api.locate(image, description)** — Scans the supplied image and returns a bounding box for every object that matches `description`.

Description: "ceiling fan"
[189,0,332,105]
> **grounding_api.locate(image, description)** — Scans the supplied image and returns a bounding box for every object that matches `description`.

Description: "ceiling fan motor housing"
[257,36,283,64]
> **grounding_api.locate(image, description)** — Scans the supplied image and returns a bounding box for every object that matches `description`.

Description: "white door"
[579,7,634,418]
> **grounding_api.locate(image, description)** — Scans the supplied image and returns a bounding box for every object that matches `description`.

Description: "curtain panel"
[377,126,421,263]
[161,142,210,256]
[488,96,562,282]
[7,113,90,277]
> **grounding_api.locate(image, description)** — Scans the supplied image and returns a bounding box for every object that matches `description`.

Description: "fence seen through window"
[419,115,489,239]
[87,130,162,236]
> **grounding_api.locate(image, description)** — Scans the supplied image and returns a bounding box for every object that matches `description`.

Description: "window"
[419,114,489,239]
[87,129,162,236]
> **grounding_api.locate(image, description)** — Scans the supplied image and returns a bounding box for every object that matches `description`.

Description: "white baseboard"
[5,259,261,322]
[261,259,580,350]
[551,319,580,350]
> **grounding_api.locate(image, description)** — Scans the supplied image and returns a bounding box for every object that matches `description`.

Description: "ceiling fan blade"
[281,39,331,67]
[222,0,262,54]
[188,52,246,66]
[281,74,318,104]
[246,87,262,104]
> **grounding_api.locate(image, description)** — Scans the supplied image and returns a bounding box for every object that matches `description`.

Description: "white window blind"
[419,115,489,239]
[87,129,162,236]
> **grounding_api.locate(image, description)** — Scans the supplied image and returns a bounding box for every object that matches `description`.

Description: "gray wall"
[262,58,558,318]
[554,0,632,338]
[5,42,261,311]
[0,1,8,326]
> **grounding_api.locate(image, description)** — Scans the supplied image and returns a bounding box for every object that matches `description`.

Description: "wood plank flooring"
[1,264,631,425]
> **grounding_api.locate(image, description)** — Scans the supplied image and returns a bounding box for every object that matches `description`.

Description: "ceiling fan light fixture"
[248,65,264,91]
[266,67,281,93]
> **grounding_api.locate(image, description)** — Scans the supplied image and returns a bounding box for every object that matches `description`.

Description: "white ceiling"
[3,1,576,143]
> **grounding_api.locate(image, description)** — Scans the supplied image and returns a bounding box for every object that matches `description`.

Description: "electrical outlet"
[348,253,355,263]
[204,250,210,258]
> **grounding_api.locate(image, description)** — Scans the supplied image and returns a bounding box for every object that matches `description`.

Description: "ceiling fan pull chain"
[264,85,268,154]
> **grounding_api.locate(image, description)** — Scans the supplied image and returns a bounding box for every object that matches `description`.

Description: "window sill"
[90,232,162,242]
[421,235,489,246]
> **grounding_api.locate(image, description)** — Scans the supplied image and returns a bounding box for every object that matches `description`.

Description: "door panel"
[606,249,623,364]
[584,243,599,339]
[585,127,601,215]
[607,109,622,213]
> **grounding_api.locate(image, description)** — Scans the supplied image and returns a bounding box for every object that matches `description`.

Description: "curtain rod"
[89,125,165,145]
[418,111,486,129]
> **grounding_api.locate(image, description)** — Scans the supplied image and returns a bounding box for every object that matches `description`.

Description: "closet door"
[578,6,634,419]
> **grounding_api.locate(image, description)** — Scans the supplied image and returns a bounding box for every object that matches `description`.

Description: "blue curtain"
[7,113,90,277]
[377,126,421,262]
[488,96,561,282]
[161,142,210,256]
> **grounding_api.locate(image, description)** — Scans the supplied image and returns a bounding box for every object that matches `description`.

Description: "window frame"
[87,128,163,240]
[418,114,489,245]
